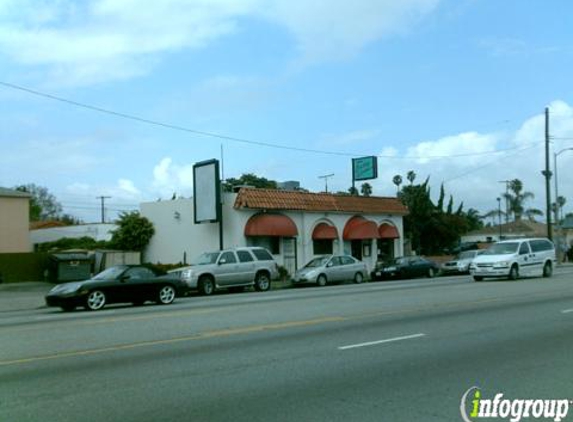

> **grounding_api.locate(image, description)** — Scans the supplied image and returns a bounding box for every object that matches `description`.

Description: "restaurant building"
[141,188,408,274]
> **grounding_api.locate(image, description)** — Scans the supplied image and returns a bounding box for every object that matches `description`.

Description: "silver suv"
[172,247,279,295]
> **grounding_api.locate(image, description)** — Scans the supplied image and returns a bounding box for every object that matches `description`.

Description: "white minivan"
[470,238,556,281]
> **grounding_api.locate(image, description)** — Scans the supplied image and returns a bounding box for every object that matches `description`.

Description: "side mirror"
[219,258,227,265]
[326,262,333,267]
[120,275,130,282]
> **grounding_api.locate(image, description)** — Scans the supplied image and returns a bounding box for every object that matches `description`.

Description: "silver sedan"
[291,254,368,286]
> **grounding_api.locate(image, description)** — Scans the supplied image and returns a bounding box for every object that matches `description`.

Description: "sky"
[1,0,573,223]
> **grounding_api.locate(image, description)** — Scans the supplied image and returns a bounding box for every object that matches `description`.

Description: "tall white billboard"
[193,159,221,223]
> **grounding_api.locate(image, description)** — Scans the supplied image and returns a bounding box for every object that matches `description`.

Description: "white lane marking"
[338,333,426,351]
[561,309,573,314]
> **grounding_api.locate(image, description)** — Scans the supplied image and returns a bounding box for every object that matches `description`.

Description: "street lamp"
[497,197,502,239]
[554,147,573,223]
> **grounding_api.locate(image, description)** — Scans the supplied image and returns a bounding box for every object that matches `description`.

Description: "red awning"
[379,223,400,239]
[312,223,339,240]
[343,216,379,240]
[244,213,298,237]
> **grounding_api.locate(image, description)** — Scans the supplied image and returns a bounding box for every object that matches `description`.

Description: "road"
[2,270,573,422]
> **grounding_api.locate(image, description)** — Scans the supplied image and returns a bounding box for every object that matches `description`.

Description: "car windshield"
[458,251,477,260]
[192,252,220,265]
[93,266,127,280]
[305,256,330,268]
[392,257,409,265]
[483,242,519,255]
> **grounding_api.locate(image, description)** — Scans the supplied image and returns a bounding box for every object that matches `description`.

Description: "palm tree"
[406,170,416,185]
[360,183,373,197]
[503,179,535,221]
[483,209,506,226]
[392,175,403,195]
[524,208,544,221]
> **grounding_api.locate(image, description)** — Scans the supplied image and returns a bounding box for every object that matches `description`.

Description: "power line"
[0,80,539,160]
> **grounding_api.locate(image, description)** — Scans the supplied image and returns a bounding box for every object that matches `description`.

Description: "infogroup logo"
[460,387,571,422]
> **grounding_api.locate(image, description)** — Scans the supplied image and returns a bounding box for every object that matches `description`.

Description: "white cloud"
[371,104,573,216]
[0,0,440,86]
[151,157,194,199]
[263,0,439,65]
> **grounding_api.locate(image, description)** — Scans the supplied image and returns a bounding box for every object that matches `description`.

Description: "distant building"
[0,187,31,253]
[141,188,408,274]
[462,220,548,244]
[30,223,117,247]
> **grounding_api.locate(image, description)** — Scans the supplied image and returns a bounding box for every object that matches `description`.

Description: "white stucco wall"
[141,193,404,273]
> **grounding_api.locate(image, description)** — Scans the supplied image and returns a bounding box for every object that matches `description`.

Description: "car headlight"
[182,269,193,279]
[306,270,318,278]
[493,261,510,268]
[50,282,83,294]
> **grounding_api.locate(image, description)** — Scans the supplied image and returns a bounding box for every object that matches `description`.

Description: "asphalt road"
[2,270,573,422]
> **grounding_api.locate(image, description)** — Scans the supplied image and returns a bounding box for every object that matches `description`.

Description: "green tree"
[15,183,62,221]
[406,170,416,185]
[503,179,535,221]
[392,175,403,194]
[348,186,359,196]
[110,212,155,251]
[360,183,373,197]
[223,173,278,192]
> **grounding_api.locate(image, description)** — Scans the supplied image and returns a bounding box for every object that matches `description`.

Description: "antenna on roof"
[318,173,335,193]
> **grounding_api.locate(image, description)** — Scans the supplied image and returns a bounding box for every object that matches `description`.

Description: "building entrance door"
[282,237,297,276]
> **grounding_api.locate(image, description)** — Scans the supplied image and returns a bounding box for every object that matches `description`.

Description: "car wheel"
[543,261,553,278]
[61,304,76,312]
[317,274,327,287]
[86,290,106,311]
[427,268,436,278]
[157,285,176,305]
[473,276,483,282]
[199,276,215,296]
[353,272,364,284]
[508,265,519,281]
[254,272,271,292]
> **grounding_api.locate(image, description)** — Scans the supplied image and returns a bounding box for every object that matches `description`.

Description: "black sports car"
[45,265,187,312]
[371,256,440,281]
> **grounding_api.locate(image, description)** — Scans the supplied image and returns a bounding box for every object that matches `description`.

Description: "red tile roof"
[234,188,408,215]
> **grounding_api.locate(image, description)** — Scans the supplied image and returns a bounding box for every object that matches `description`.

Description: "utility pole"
[543,107,553,241]
[318,173,334,193]
[498,180,511,223]
[97,196,111,223]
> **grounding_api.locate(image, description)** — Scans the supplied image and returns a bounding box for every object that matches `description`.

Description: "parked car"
[470,238,556,281]
[441,250,484,275]
[45,265,187,312]
[169,247,279,295]
[371,256,439,281]
[291,254,367,286]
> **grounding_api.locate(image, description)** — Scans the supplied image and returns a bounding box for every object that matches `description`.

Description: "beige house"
[0,187,32,253]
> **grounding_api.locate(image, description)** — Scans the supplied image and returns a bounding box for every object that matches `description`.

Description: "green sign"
[352,156,378,181]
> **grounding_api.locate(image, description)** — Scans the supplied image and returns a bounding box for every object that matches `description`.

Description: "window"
[519,242,530,255]
[237,250,254,262]
[125,267,155,279]
[328,257,342,267]
[219,251,237,264]
[529,240,553,253]
[247,237,280,255]
[313,239,333,255]
[251,248,274,261]
[341,256,355,265]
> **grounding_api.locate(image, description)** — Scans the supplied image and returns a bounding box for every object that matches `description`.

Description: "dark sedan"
[370,256,439,281]
[45,265,187,312]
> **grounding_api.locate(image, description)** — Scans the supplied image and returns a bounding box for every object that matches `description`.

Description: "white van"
[469,238,556,281]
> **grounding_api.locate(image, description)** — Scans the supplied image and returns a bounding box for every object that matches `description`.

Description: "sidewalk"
[0,281,52,312]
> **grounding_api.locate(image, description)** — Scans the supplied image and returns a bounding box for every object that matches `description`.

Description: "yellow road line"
[0,316,345,367]
[1,288,570,367]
